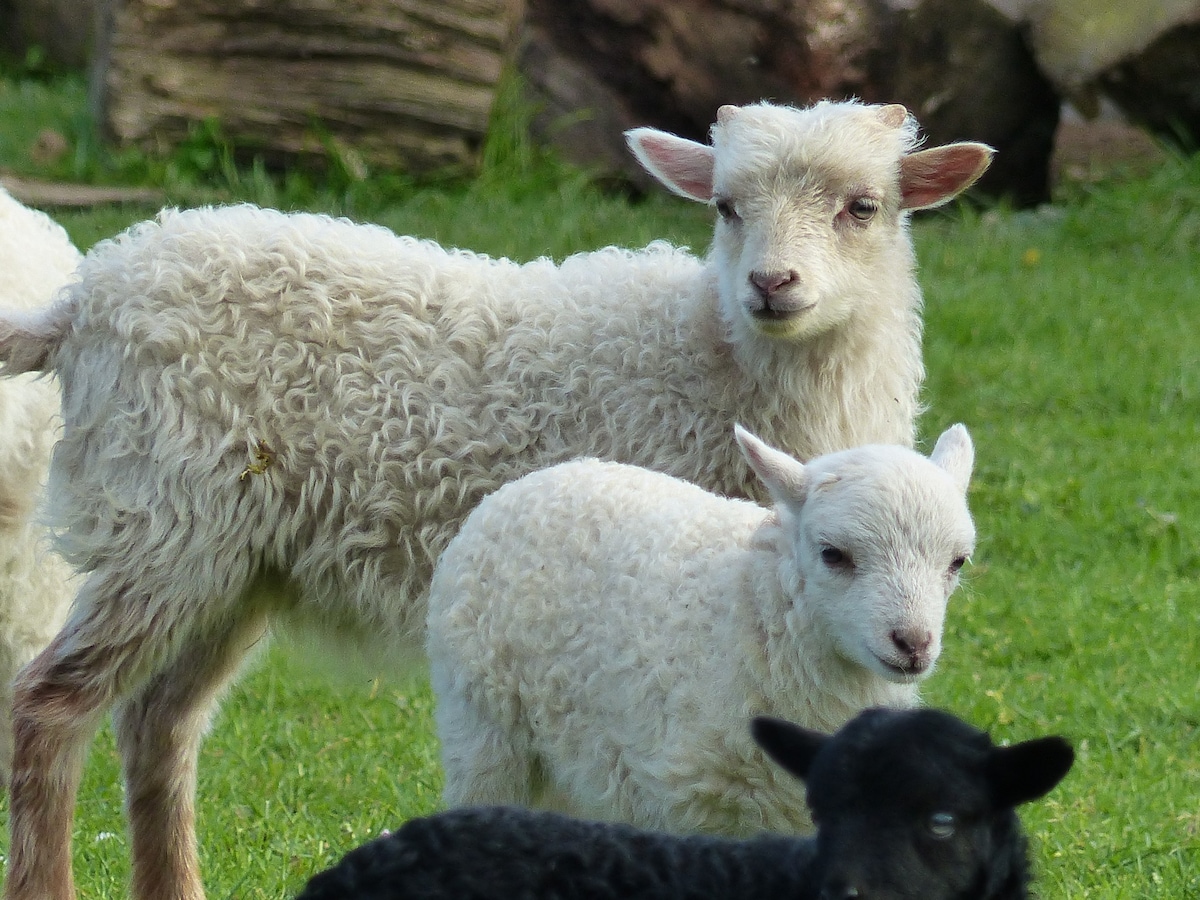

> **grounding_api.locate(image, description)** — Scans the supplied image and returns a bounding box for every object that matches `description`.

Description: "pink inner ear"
[876,104,908,128]
[900,144,994,210]
[634,133,715,201]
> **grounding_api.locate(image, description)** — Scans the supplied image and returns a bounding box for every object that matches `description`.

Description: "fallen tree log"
[97,0,524,174]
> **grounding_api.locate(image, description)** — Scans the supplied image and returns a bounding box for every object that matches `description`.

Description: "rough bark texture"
[983,0,1200,97]
[518,0,1059,204]
[882,0,1061,206]
[1097,21,1200,150]
[101,0,524,174]
[979,1,1200,152]
[518,0,894,190]
[0,0,96,69]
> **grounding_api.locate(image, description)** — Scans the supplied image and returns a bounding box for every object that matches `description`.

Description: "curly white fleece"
[428,427,976,836]
[0,102,955,654]
[0,188,80,779]
[0,99,994,900]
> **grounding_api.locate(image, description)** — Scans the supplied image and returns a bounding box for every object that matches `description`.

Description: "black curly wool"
[297,807,816,900]
[294,708,1074,900]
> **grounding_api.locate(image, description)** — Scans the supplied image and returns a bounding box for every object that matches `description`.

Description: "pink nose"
[749,269,799,299]
[890,628,933,658]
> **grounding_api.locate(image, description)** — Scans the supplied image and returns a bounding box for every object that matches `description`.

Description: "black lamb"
[294,707,1074,900]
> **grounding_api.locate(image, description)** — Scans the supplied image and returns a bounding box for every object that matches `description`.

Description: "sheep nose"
[891,627,932,657]
[749,269,799,299]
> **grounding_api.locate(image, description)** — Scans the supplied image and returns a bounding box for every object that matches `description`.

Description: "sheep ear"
[876,103,909,128]
[987,736,1074,808]
[900,143,994,210]
[929,424,974,495]
[751,716,828,780]
[625,128,715,202]
[735,425,808,507]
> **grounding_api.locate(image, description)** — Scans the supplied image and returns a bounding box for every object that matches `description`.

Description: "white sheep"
[0,99,990,900]
[428,425,976,834]
[0,188,79,785]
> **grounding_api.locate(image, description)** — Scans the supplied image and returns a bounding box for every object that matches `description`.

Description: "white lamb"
[428,424,977,835]
[0,99,990,900]
[0,188,79,785]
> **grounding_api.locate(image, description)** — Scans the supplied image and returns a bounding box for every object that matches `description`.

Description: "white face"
[711,184,900,342]
[629,102,989,348]
[708,110,911,344]
[787,459,976,683]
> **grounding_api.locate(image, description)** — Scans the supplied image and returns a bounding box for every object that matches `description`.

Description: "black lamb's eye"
[949,555,968,574]
[929,811,956,839]
[846,197,878,222]
[821,546,850,568]
[715,198,739,221]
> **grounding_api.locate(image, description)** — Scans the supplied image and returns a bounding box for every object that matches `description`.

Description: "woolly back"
[0,188,81,311]
[0,190,79,520]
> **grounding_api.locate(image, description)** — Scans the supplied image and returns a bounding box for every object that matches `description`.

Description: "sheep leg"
[3,566,251,900]
[3,584,138,900]
[0,641,18,786]
[113,610,269,900]
[5,640,96,899]
[436,695,537,808]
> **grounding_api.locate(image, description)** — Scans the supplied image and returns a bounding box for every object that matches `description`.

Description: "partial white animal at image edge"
[0,188,80,785]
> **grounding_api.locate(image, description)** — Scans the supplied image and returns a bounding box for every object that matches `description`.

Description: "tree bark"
[0,0,96,69]
[100,0,524,174]
[518,0,1060,205]
[1097,21,1200,150]
[518,0,892,190]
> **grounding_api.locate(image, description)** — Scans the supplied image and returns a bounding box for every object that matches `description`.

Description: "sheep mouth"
[748,301,816,321]
[875,654,930,681]
[748,302,817,336]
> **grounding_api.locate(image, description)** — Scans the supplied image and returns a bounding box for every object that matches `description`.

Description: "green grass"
[2,70,1199,897]
[914,178,1200,897]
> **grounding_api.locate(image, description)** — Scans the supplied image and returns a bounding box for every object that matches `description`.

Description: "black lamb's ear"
[751,716,828,780]
[987,736,1075,808]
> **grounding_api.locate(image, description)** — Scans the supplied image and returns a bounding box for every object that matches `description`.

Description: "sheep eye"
[949,555,968,574]
[820,546,850,568]
[928,812,956,839]
[715,198,739,222]
[846,197,878,222]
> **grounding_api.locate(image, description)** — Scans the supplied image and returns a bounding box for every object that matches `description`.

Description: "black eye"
[846,197,878,222]
[715,198,739,221]
[821,546,850,568]
[929,812,956,839]
[949,555,968,574]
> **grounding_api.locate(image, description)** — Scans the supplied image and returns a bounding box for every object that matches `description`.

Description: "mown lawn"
[1,70,1197,898]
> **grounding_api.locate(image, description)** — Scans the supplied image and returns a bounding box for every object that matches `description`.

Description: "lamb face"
[753,708,1074,900]
[737,424,975,684]
[299,709,1072,900]
[708,102,919,342]
[627,100,992,346]
[794,448,975,681]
